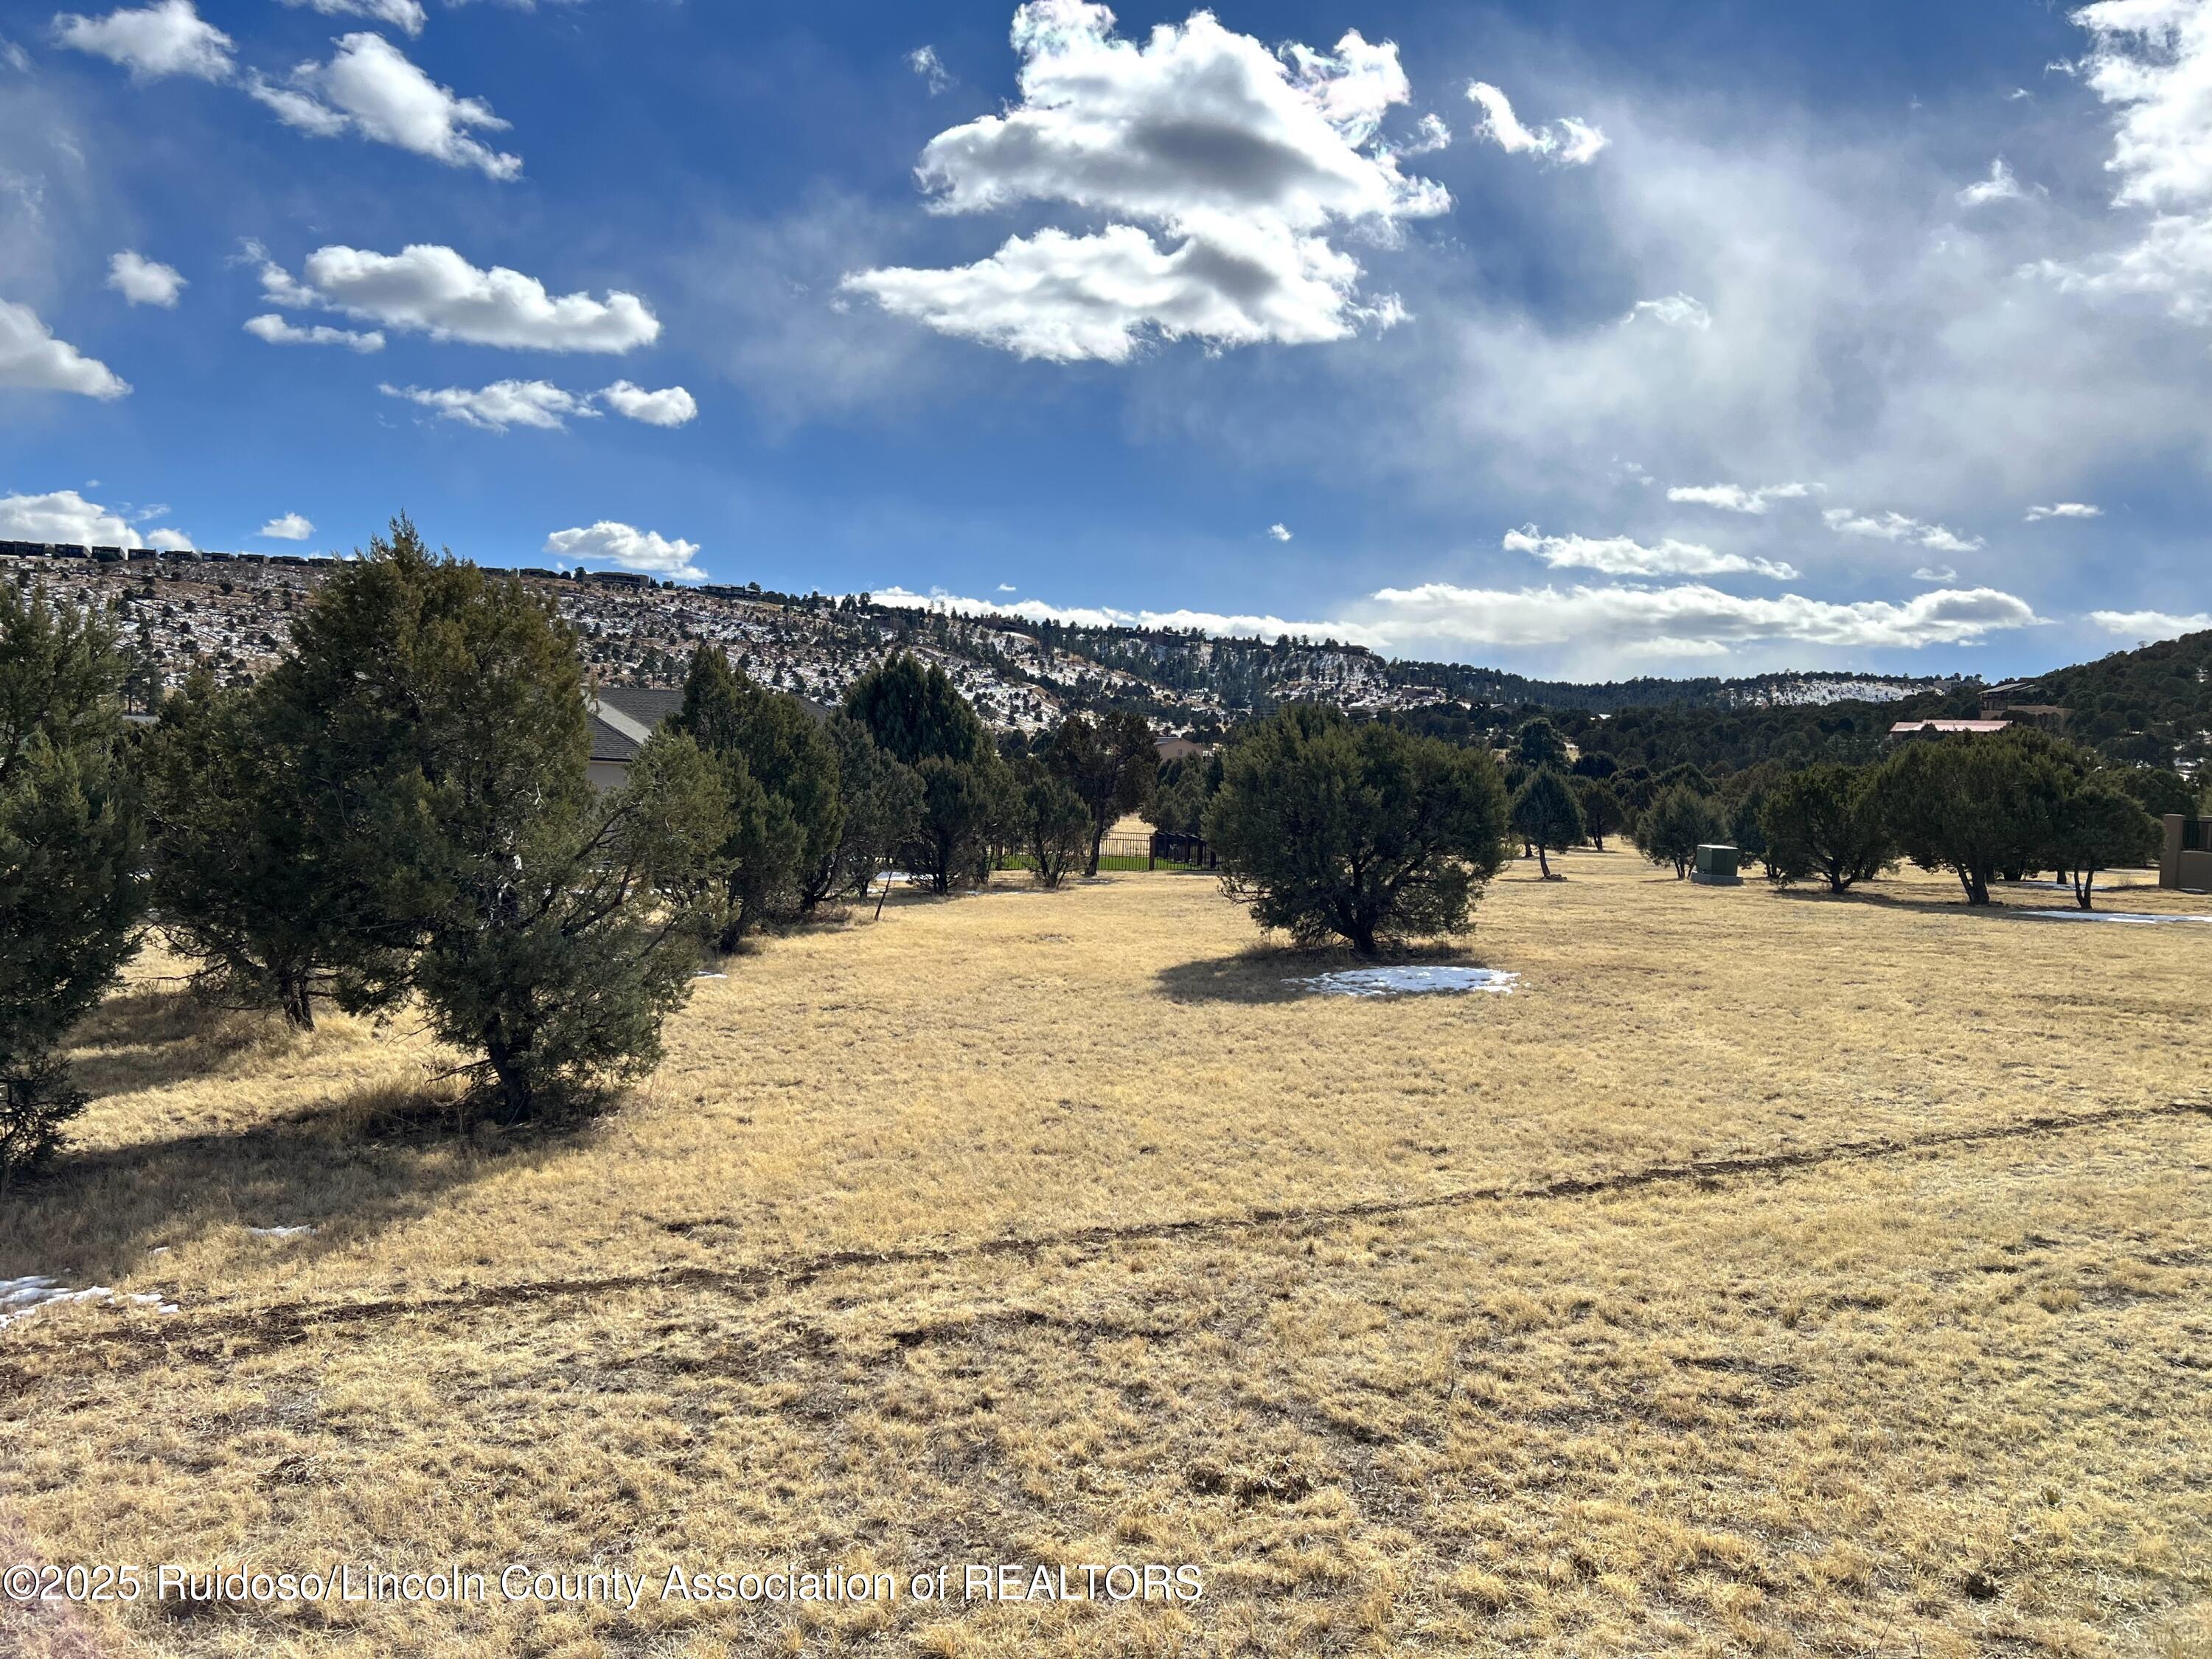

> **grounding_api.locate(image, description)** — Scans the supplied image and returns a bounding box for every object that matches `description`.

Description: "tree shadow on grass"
[63,984,299,1102]
[1765,885,2070,919]
[0,1072,602,1290]
[1155,939,1495,1006]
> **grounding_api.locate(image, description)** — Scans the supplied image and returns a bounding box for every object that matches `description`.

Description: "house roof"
[588,687,684,763]
[585,685,832,766]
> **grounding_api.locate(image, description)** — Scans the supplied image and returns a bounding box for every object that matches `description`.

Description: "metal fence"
[1093,832,1217,871]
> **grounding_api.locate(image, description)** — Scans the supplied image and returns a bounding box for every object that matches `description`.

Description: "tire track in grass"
[18,1099,2210,1360]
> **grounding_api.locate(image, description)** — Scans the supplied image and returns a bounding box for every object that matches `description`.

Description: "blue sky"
[3,0,2210,678]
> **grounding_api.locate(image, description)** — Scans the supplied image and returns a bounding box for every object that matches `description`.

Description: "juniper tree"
[0,582,145,1186]
[1145,753,1220,837]
[1018,760,1093,888]
[1514,717,1570,772]
[285,519,727,1119]
[1510,768,1584,878]
[2050,781,2160,911]
[807,713,919,904]
[1759,763,1893,894]
[1634,785,1725,879]
[143,672,408,1029]
[1045,710,1156,876]
[1573,776,1625,852]
[843,653,987,767]
[845,653,999,888]
[674,646,842,942]
[1205,704,1510,956]
[1874,732,2068,905]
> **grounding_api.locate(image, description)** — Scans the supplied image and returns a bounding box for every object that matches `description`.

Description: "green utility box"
[1691,844,1742,886]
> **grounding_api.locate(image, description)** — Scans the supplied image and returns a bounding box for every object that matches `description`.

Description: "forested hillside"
[2031,628,2212,769]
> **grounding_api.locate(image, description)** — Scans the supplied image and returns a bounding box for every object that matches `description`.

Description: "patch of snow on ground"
[1295,966,1520,998]
[248,1225,317,1239]
[0,1275,175,1330]
[2018,910,2212,926]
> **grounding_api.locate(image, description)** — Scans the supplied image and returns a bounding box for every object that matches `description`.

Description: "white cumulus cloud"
[2037,1,2212,320]
[383,378,695,431]
[2087,608,2211,639]
[1666,481,1813,514]
[257,512,314,540]
[844,2,1447,361]
[869,576,2040,660]
[243,312,384,352]
[1267,522,1293,541]
[52,0,232,81]
[259,244,659,352]
[2025,501,2101,520]
[1466,80,1608,165]
[106,250,184,307]
[1366,582,2038,655]
[381,379,597,432]
[0,298,128,397]
[1957,156,2028,207]
[274,0,425,36]
[1624,292,1711,330]
[1823,507,1983,554]
[1503,526,1798,580]
[0,487,186,548]
[544,521,702,580]
[248,33,521,179]
[1911,565,1958,582]
[908,44,951,94]
[599,380,697,426]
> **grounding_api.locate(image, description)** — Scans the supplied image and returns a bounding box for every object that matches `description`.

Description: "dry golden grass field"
[4,851,2210,1658]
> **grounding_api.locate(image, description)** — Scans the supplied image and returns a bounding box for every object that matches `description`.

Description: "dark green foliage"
[1018,760,1093,888]
[843,653,987,767]
[2051,782,2161,910]
[1573,777,1625,851]
[675,645,844,942]
[910,755,1000,893]
[410,747,731,1121]
[145,672,404,1029]
[1144,753,1217,836]
[1204,704,1510,956]
[1873,731,2071,905]
[975,750,1029,877]
[1657,762,1715,796]
[1635,785,1725,879]
[843,654,1001,891]
[2031,626,2212,771]
[1046,710,1156,875]
[1571,750,1618,779]
[286,519,726,1119]
[0,581,145,1186]
[1759,764,1893,893]
[812,714,919,902]
[1510,768,1584,878]
[1514,717,1569,771]
[2112,765,2198,822]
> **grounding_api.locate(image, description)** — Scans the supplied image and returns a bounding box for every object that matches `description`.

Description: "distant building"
[1979,680,2070,732]
[587,686,685,790]
[2160,814,2212,893]
[1889,719,2012,738]
[1155,737,1210,763]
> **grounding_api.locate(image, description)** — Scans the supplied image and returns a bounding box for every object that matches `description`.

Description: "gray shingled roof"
[587,687,685,764]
